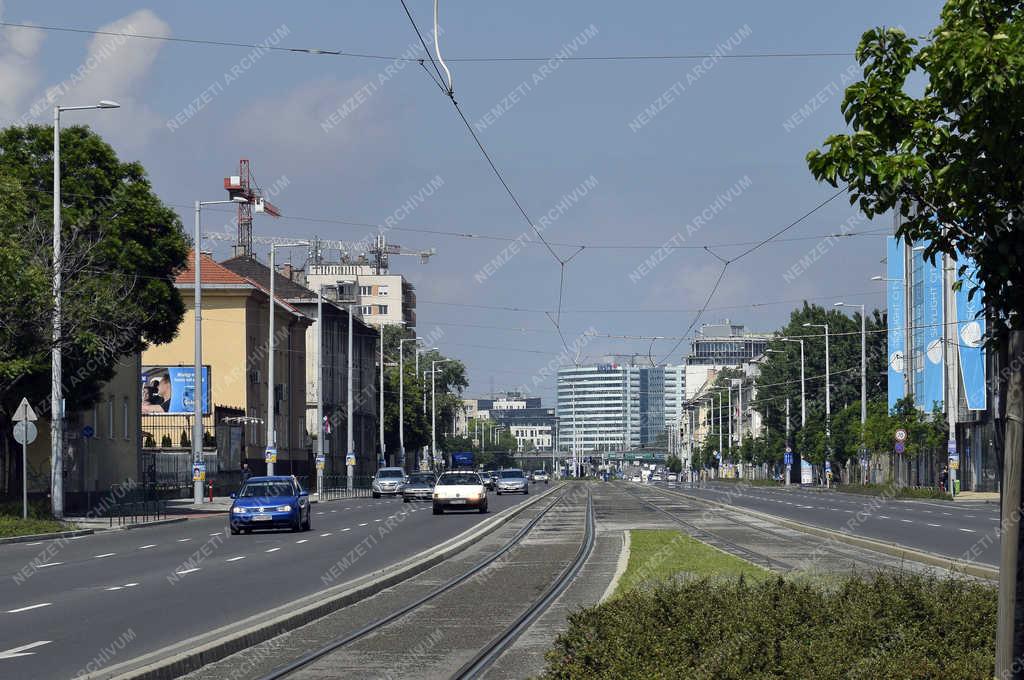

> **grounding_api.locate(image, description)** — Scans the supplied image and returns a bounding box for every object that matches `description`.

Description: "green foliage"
[542,573,996,679]
[0,124,189,420]
[665,455,683,474]
[806,4,1024,330]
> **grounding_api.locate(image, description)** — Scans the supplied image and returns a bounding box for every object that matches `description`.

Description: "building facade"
[305,262,416,328]
[684,321,768,399]
[557,364,641,452]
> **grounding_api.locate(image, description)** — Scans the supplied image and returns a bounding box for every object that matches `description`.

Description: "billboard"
[141,366,211,415]
[886,237,906,411]
[451,451,475,468]
[919,250,945,412]
[955,256,987,410]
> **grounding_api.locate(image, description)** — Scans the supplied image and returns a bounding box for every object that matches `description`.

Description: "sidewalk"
[953,490,1000,503]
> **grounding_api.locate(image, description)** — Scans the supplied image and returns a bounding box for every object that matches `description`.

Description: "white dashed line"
[927,523,942,527]
[35,562,62,569]
[265,548,280,553]
[296,539,308,544]
[226,556,247,562]
[22,542,41,547]
[331,510,337,513]
[209,533,222,536]
[374,519,382,522]
[105,586,123,591]
[316,512,325,516]
[901,519,913,523]
[177,538,192,543]
[359,523,367,527]
[137,544,157,550]
[6,603,51,613]
[175,568,201,575]
[93,553,116,559]
[342,527,351,532]
[320,533,332,537]
[878,515,890,520]
[959,528,976,533]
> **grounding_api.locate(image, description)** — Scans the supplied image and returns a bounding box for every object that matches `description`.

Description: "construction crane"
[223,159,281,256]
[368,234,435,274]
[202,232,436,271]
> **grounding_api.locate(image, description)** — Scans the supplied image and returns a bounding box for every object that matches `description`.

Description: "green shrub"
[837,483,952,501]
[542,572,995,679]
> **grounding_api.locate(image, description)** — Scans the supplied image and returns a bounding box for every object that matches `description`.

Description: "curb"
[120,517,188,530]
[660,486,999,582]
[600,529,631,603]
[90,484,564,680]
[0,528,94,546]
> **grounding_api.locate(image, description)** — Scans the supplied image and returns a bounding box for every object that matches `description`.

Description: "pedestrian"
[939,465,948,493]
[241,462,252,483]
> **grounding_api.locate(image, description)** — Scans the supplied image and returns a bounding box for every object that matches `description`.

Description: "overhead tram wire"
[0,21,855,63]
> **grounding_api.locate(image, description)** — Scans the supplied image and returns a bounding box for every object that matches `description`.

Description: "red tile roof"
[176,251,251,286]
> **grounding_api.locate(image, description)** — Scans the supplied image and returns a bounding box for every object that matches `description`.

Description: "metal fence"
[318,475,374,501]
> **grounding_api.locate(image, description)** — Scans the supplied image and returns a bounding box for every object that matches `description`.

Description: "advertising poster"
[955,256,987,410]
[141,366,211,415]
[920,251,945,412]
[886,237,906,411]
[800,458,813,486]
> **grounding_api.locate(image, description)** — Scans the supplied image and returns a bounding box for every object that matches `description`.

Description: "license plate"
[449,499,466,505]
[253,513,272,521]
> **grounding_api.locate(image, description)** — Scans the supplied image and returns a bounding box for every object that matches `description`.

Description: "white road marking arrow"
[0,641,51,659]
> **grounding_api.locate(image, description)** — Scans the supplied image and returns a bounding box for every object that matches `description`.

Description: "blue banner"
[141,366,211,415]
[451,451,475,468]
[955,257,986,410]
[886,237,906,412]
[920,252,945,413]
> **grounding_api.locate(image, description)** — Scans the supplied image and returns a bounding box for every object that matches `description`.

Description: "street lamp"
[267,241,309,476]
[431,359,454,469]
[191,196,247,504]
[835,302,867,455]
[803,322,831,482]
[398,336,422,471]
[51,100,120,519]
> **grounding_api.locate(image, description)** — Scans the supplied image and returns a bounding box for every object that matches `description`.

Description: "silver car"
[402,472,436,502]
[496,468,529,495]
[372,467,406,498]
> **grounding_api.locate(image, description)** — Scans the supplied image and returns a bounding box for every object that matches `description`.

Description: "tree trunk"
[996,329,1024,679]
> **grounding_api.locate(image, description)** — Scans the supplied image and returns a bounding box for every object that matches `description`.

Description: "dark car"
[481,470,498,490]
[230,476,311,534]
[402,472,437,502]
[496,468,529,495]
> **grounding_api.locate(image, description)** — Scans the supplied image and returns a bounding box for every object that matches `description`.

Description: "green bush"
[837,483,952,501]
[542,573,995,679]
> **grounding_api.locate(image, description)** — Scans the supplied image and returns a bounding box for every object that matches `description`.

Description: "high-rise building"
[557,364,641,452]
[684,321,768,399]
[663,364,686,430]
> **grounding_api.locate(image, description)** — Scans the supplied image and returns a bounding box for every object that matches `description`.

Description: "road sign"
[785,446,792,453]
[947,439,957,455]
[264,447,277,464]
[825,460,832,472]
[13,397,37,423]
[784,452,793,466]
[345,452,356,466]
[894,428,907,442]
[894,441,906,454]
[192,463,206,482]
[82,425,95,439]
[13,421,37,445]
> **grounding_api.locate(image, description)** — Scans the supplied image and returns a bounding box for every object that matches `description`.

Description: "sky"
[0,1,947,404]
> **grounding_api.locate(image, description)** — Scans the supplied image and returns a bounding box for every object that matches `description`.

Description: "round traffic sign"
[13,421,37,445]
[894,442,906,454]
[785,446,792,453]
[82,425,95,438]
[894,428,907,442]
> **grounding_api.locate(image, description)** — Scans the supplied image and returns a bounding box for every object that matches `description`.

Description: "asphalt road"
[651,481,1001,567]
[0,491,532,679]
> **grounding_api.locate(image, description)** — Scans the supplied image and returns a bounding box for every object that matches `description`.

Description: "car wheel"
[433,504,442,515]
[403,497,410,503]
[479,503,487,514]
[524,488,529,495]
[373,492,380,499]
[302,513,311,531]
[230,525,240,535]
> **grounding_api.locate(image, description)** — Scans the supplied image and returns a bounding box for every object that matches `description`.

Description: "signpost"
[784,447,792,487]
[315,454,325,498]
[947,438,958,496]
[13,398,38,519]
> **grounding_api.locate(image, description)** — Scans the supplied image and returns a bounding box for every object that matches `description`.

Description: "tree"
[0,124,189,498]
[666,455,683,474]
[805,5,1024,673]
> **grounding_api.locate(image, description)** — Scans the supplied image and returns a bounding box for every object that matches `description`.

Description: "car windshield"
[377,469,404,479]
[534,470,545,475]
[438,474,481,485]
[239,482,295,497]
[409,474,435,484]
[500,470,524,479]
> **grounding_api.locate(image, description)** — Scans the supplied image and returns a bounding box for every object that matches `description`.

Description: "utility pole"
[398,337,421,472]
[316,286,324,496]
[346,301,354,492]
[786,397,791,487]
[267,241,307,476]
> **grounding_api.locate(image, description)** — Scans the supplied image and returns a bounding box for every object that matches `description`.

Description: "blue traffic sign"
[784,452,793,466]
[82,425,95,438]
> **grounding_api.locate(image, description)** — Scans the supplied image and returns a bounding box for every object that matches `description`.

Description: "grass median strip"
[614,529,767,596]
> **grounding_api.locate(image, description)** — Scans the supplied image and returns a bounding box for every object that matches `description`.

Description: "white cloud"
[0,1,44,123]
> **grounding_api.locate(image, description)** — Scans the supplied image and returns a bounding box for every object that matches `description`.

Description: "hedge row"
[542,572,995,679]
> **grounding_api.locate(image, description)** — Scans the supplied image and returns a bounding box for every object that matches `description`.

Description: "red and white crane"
[223,159,281,256]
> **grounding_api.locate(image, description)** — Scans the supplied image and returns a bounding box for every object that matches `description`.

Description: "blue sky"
[0,1,946,403]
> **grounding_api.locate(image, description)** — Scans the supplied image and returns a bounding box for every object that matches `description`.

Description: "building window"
[107,396,114,440]
[123,397,129,440]
[359,285,373,296]
[361,305,374,316]
[377,305,388,315]
[378,285,389,296]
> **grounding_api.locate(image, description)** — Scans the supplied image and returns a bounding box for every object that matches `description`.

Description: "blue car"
[230,476,311,534]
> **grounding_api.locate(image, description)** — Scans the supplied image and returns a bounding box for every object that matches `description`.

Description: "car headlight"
[232,506,245,514]
[278,504,292,512]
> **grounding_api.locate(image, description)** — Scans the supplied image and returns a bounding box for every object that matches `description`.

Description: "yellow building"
[142,252,312,478]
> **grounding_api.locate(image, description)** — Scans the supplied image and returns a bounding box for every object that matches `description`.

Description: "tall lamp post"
[192,196,247,504]
[398,336,422,471]
[803,322,831,484]
[51,100,120,519]
[835,302,867,480]
[267,241,308,476]
[431,359,454,469]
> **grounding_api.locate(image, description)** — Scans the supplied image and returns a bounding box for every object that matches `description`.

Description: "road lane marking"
[959,528,976,533]
[94,553,116,558]
[358,522,367,526]
[226,556,247,562]
[175,568,200,575]
[22,542,41,546]
[374,519,382,522]
[320,533,332,537]
[265,548,280,553]
[105,587,123,591]
[6,603,51,614]
[316,512,325,515]
[901,519,913,523]
[331,510,337,513]
[177,538,192,542]
[927,523,942,527]
[296,539,308,544]
[138,544,157,550]
[35,562,62,568]
[342,527,351,532]
[878,515,890,519]
[0,641,51,659]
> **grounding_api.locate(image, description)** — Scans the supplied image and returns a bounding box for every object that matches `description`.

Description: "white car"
[667,473,677,483]
[631,475,642,482]
[652,474,663,482]
[433,471,488,514]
